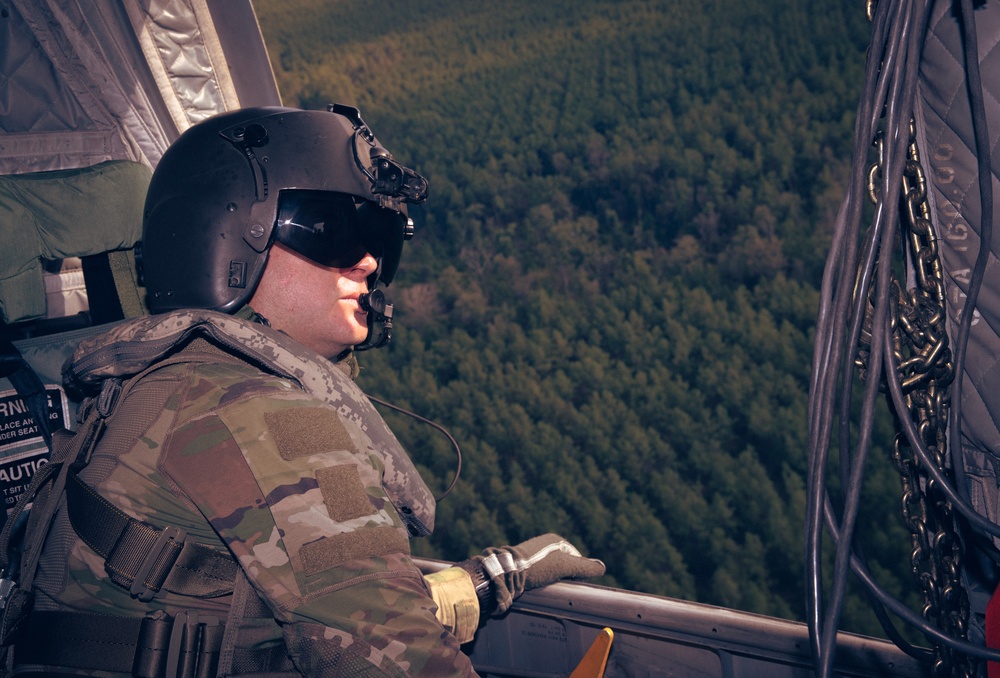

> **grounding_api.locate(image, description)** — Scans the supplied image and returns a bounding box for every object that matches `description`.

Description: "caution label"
[0,386,70,512]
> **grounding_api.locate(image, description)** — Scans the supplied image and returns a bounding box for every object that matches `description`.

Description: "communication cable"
[369,395,463,502]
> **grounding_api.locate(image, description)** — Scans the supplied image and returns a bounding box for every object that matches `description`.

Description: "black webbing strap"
[19,610,222,677]
[16,610,294,678]
[80,252,127,325]
[66,473,239,600]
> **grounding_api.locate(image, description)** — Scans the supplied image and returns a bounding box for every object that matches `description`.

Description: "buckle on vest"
[166,610,221,678]
[133,609,224,678]
[128,525,186,602]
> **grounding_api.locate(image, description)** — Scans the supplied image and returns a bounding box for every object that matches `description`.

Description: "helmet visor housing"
[273,190,408,284]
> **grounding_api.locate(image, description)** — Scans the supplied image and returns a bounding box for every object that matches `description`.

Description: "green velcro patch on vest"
[299,526,409,575]
[317,464,376,521]
[263,407,353,460]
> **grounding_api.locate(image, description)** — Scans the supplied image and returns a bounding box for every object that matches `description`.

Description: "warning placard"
[0,386,70,512]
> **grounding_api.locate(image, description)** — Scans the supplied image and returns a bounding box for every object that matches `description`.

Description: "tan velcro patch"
[317,464,375,522]
[299,526,409,574]
[263,407,353,460]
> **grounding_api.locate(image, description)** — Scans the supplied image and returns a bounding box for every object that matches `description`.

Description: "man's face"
[249,243,376,358]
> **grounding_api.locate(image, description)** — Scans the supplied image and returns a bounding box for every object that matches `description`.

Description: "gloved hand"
[457,533,605,616]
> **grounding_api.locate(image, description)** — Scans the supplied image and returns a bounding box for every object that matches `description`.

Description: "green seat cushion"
[0,160,151,323]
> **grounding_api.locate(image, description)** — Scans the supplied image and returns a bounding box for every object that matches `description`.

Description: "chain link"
[859,126,971,677]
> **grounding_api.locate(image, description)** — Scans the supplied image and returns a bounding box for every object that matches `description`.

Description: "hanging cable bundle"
[806,0,995,675]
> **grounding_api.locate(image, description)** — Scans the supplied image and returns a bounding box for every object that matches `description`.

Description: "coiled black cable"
[806,0,999,672]
[806,1,925,672]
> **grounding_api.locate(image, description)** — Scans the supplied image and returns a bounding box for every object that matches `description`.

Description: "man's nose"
[350,253,378,277]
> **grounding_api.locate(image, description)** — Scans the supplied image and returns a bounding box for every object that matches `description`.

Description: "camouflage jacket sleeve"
[157,360,477,677]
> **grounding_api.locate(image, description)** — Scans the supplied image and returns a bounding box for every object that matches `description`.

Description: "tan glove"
[458,533,605,616]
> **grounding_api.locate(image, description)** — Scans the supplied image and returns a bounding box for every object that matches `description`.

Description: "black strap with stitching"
[65,472,239,600]
[16,609,295,677]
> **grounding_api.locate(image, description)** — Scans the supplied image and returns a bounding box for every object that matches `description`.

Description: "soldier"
[11,106,604,676]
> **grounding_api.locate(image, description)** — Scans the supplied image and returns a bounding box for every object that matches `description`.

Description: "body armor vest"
[3,310,436,676]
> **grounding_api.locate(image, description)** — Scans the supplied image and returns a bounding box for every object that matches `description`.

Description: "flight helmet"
[139,104,427,325]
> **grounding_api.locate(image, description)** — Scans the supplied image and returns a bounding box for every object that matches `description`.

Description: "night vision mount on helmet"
[138,104,427,350]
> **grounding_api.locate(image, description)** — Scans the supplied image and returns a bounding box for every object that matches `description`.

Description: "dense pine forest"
[254,0,915,635]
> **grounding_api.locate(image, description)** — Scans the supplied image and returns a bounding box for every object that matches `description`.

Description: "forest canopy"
[254,0,915,635]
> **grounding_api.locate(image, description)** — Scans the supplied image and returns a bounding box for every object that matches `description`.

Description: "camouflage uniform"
[30,309,477,676]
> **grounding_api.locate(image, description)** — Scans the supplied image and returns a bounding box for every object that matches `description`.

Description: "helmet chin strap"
[356,288,393,351]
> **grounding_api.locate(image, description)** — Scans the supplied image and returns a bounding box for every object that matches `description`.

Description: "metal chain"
[859,127,971,677]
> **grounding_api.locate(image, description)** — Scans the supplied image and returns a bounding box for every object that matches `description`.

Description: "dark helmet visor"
[273,190,407,284]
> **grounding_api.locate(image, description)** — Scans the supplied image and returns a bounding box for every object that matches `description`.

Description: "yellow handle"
[569,627,614,678]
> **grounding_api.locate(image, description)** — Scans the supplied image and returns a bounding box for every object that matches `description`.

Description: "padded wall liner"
[0,0,281,175]
[916,3,1000,507]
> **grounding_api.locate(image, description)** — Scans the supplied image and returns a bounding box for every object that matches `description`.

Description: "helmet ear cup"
[143,161,266,312]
